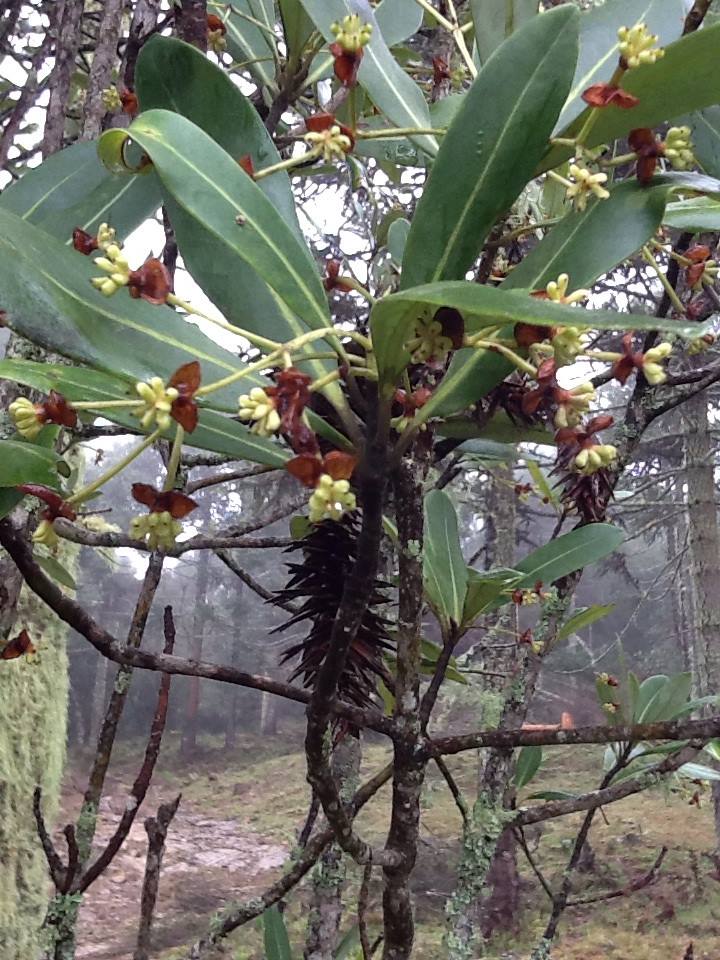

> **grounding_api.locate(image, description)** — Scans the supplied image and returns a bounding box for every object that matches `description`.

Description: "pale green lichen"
[444,794,515,960]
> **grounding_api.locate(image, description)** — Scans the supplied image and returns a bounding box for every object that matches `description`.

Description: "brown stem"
[0,515,393,736]
[78,606,176,892]
[176,0,208,51]
[133,794,182,960]
[382,452,428,960]
[684,0,713,33]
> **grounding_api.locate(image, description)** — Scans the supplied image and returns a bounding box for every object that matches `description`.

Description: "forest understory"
[61,730,720,960]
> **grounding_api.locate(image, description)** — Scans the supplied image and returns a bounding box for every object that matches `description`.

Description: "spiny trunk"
[304,736,361,960]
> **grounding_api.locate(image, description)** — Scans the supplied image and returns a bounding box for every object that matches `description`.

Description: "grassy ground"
[112,726,720,960]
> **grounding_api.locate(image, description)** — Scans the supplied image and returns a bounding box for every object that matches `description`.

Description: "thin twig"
[133,793,182,960]
[358,862,374,960]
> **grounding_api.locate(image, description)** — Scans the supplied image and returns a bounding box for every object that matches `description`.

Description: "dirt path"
[60,785,286,959]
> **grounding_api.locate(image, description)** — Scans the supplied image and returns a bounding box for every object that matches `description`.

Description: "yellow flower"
[566,163,609,212]
[101,87,122,112]
[664,126,695,171]
[304,125,353,164]
[134,377,178,431]
[32,519,59,549]
[208,28,227,54]
[96,222,117,252]
[91,243,130,297]
[574,444,618,476]
[554,382,595,429]
[545,274,590,305]
[642,342,672,385]
[406,316,453,364]
[129,512,182,551]
[552,326,588,366]
[9,397,44,439]
[238,387,281,436]
[618,23,664,69]
[308,474,356,523]
[330,14,372,53]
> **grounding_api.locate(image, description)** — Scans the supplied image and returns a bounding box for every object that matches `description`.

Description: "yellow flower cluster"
[91,242,130,296]
[9,397,43,439]
[618,23,664,69]
[545,274,590,305]
[642,342,672,385]
[554,382,595,429]
[407,316,453,363]
[238,387,281,436]
[330,14,372,53]
[129,512,182,551]
[308,474,356,523]
[566,163,609,212]
[574,443,618,475]
[304,126,353,164]
[134,378,178,431]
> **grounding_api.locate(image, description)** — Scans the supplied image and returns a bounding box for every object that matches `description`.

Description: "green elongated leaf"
[412,172,720,419]
[0,138,160,242]
[556,604,614,641]
[639,672,692,723]
[514,745,542,789]
[376,0,423,46]
[688,106,720,179]
[526,789,576,801]
[423,489,468,629]
[123,111,333,374]
[541,22,720,172]
[335,924,362,960]
[664,197,720,232]
[437,412,551,445]
[525,458,560,512]
[513,523,623,589]
[0,360,290,467]
[704,740,720,763]
[298,0,437,158]
[457,438,519,462]
[419,639,467,684]
[387,217,410,265]
[471,0,539,66]
[462,567,522,626]
[213,0,277,92]
[370,278,706,397]
[136,37,298,230]
[633,675,669,722]
[36,554,77,591]
[554,0,684,132]
[279,0,315,58]
[628,671,641,720]
[262,906,292,960]
[0,439,59,490]
[505,173,720,293]
[0,206,265,414]
[401,6,578,290]
[677,762,720,783]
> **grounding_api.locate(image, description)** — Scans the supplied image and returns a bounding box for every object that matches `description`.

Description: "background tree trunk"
[683,388,720,845]
[181,551,211,758]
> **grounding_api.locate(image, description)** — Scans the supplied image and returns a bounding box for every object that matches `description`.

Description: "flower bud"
[617,23,664,69]
[134,377,179,431]
[663,126,695,171]
[238,387,281,436]
[545,274,590,305]
[642,342,672,385]
[566,164,609,211]
[129,511,182,551]
[32,518,59,549]
[406,316,453,364]
[330,14,372,53]
[9,397,44,439]
[308,473,356,523]
[304,125,353,163]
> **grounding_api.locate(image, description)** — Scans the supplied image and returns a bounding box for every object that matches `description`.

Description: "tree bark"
[81,0,126,141]
[43,0,85,156]
[181,551,211,758]
[683,388,720,845]
[304,736,361,960]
